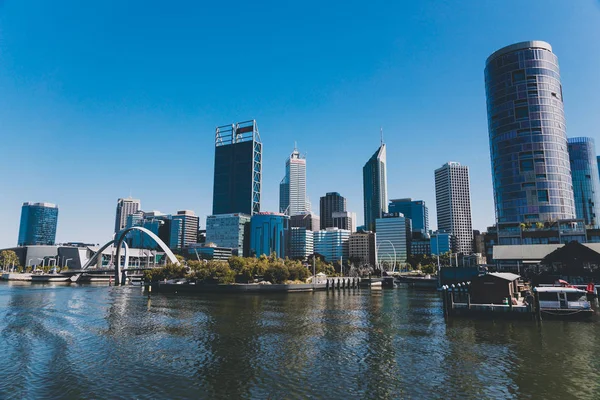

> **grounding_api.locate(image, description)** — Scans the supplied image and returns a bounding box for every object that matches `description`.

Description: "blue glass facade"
[568,137,600,226]
[18,202,59,246]
[430,231,452,255]
[485,41,575,224]
[250,213,289,258]
[213,121,262,215]
[363,144,387,232]
[388,198,429,237]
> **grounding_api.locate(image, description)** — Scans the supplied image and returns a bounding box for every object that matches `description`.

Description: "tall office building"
[375,213,410,267]
[388,198,429,237]
[568,138,600,226]
[205,213,251,256]
[250,212,289,258]
[213,120,262,215]
[279,145,308,216]
[173,210,200,248]
[290,213,320,232]
[332,211,356,233]
[314,228,350,264]
[115,197,141,234]
[320,192,347,230]
[434,162,473,255]
[348,231,377,267]
[363,143,388,232]
[289,227,314,260]
[18,202,59,246]
[485,41,575,224]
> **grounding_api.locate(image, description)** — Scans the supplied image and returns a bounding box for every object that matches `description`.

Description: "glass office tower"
[388,198,429,237]
[279,145,307,216]
[18,202,59,246]
[485,41,575,224]
[363,143,388,232]
[250,212,289,258]
[213,120,262,215]
[568,137,600,226]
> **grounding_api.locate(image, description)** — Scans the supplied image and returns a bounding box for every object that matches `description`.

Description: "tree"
[0,250,19,270]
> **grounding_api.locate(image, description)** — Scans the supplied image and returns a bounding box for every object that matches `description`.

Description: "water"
[1,282,599,400]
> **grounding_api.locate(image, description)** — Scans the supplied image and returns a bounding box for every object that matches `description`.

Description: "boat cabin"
[470,272,520,304]
[535,287,590,310]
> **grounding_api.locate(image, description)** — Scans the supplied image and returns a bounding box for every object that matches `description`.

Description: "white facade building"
[289,227,314,260]
[434,162,473,254]
[280,146,308,216]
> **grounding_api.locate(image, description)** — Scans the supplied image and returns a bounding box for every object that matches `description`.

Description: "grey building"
[485,41,575,225]
[363,143,388,232]
[348,231,377,267]
[290,213,320,232]
[375,213,410,268]
[568,138,600,226]
[115,197,141,234]
[434,162,473,255]
[173,210,200,248]
[320,192,347,230]
[18,202,59,246]
[332,211,356,233]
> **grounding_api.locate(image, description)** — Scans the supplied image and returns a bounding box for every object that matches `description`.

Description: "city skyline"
[1,1,600,248]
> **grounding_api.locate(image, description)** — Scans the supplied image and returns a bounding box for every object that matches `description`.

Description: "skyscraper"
[568,137,600,226]
[319,192,347,230]
[434,162,473,255]
[115,197,141,234]
[279,145,307,216]
[18,202,59,246]
[485,41,575,224]
[363,143,387,232]
[375,213,410,267]
[388,198,429,238]
[213,120,262,215]
[173,210,200,248]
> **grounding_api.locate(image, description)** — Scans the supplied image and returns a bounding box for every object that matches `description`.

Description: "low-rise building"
[289,227,314,260]
[348,231,376,267]
[205,213,251,256]
[314,228,350,263]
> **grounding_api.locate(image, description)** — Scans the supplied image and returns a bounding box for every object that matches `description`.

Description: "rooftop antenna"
[380,127,384,146]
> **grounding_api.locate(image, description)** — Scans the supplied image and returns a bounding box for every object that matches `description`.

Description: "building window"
[538,190,549,202]
[520,159,534,172]
[512,69,526,83]
[515,106,529,120]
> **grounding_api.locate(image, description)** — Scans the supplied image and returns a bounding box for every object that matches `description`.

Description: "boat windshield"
[566,293,587,302]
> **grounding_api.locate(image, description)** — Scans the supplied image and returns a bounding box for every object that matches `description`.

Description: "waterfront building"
[568,137,600,226]
[434,162,473,255]
[290,213,320,232]
[332,211,356,233]
[173,210,200,248]
[114,197,141,234]
[410,238,431,256]
[186,243,233,261]
[314,228,350,264]
[18,202,59,246]
[375,213,410,268]
[348,231,377,267]
[430,230,453,255]
[127,212,182,250]
[289,227,314,260]
[363,143,388,232]
[320,192,347,230]
[388,199,429,238]
[205,213,251,256]
[213,120,262,215]
[485,41,575,225]
[279,145,308,216]
[250,212,289,258]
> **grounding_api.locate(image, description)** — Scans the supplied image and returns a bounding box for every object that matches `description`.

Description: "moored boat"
[534,286,594,320]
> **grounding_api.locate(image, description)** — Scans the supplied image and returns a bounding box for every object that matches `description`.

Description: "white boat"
[534,286,594,320]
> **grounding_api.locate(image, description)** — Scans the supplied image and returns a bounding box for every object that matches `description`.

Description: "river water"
[0,282,599,399]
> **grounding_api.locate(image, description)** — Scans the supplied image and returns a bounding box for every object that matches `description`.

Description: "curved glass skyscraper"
[568,137,600,226]
[485,41,575,224]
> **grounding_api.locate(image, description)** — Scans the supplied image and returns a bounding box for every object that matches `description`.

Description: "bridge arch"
[80,226,180,284]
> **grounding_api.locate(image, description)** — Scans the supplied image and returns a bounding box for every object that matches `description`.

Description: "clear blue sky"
[1,0,600,248]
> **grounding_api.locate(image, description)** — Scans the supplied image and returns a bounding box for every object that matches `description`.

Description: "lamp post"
[28,259,33,268]
[37,258,45,269]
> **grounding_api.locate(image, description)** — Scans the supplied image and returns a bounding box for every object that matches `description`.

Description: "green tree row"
[144,254,337,284]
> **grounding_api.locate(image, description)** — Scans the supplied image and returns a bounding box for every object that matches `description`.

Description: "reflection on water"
[1,282,599,399]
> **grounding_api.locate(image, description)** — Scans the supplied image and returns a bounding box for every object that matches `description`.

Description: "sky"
[1,0,600,248]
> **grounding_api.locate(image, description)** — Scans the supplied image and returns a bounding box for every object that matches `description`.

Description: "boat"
[396,274,438,290]
[31,273,71,283]
[534,286,595,320]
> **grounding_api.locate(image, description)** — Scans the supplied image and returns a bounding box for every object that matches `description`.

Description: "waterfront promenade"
[1,281,599,399]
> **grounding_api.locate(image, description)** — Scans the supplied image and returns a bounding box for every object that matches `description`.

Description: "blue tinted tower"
[250,212,289,258]
[388,198,429,237]
[363,143,388,232]
[18,202,59,246]
[568,137,600,226]
[485,41,575,224]
[213,120,262,215]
